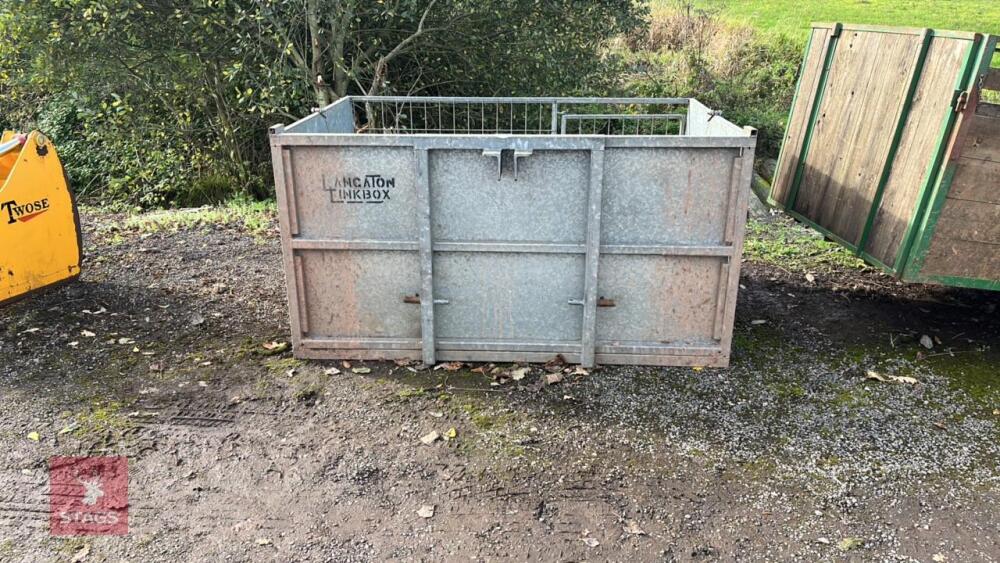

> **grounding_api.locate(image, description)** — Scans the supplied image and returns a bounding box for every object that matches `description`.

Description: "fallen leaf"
[582,537,600,548]
[837,537,863,551]
[622,519,645,536]
[805,273,816,283]
[434,362,464,371]
[751,319,767,325]
[865,370,887,382]
[933,554,947,562]
[544,354,567,373]
[417,504,435,518]
[510,367,529,381]
[342,361,352,369]
[866,371,918,385]
[394,359,413,367]
[27,431,40,442]
[570,366,589,376]
[255,538,272,546]
[81,330,96,338]
[352,367,371,374]
[993,409,999,416]
[260,341,289,356]
[428,411,444,418]
[117,337,135,345]
[444,427,457,440]
[692,366,704,372]
[920,335,934,350]
[546,372,563,385]
[470,366,487,374]
[70,543,91,563]
[68,341,79,348]
[59,423,78,435]
[324,367,341,376]
[21,327,41,334]
[420,431,440,445]
[816,537,830,545]
[198,381,208,387]
[190,314,205,327]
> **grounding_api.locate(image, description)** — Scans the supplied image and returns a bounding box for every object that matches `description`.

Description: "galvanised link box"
[270,97,757,367]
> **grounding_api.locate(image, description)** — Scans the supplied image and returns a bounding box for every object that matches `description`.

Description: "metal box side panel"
[688,99,746,137]
[596,255,725,345]
[601,147,736,245]
[428,149,589,243]
[297,250,422,339]
[433,252,585,343]
[288,146,417,241]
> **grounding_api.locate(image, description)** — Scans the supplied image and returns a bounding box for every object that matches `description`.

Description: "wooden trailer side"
[905,36,1000,290]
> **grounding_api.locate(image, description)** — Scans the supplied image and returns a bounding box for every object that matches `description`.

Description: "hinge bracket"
[954,90,970,113]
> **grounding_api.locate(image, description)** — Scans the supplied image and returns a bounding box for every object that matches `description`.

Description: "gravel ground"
[0,207,998,562]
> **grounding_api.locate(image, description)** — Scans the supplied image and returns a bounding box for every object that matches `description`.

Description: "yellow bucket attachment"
[0,130,82,305]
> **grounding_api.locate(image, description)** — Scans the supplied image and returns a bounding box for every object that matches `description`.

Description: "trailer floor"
[1,208,998,562]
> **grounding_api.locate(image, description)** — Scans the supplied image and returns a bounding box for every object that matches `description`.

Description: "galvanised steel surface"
[270,97,757,367]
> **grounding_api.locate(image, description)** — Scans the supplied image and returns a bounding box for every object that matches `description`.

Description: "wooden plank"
[793,30,923,246]
[864,38,971,264]
[956,112,1000,162]
[922,197,1000,279]
[947,156,1000,204]
[977,102,1000,119]
[984,68,1000,91]
[921,239,1000,280]
[929,198,1000,241]
[771,27,832,205]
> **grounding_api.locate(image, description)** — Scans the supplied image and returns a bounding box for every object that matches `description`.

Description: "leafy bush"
[0,1,646,207]
[619,3,802,162]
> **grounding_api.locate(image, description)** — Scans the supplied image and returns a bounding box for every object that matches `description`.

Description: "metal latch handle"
[403,294,449,305]
[482,149,533,181]
[482,149,502,180]
[568,297,616,307]
[513,150,532,181]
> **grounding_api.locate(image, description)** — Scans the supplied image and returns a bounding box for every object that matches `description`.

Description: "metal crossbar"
[349,97,689,136]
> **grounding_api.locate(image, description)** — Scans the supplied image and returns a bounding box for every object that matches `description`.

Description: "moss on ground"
[743,218,868,274]
[120,199,275,237]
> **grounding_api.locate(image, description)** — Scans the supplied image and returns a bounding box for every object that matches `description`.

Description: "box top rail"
[277,96,754,139]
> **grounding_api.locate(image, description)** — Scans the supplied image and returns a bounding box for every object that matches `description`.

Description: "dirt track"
[1,209,998,562]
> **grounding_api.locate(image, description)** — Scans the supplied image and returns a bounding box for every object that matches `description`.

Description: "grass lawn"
[652,0,1000,40]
